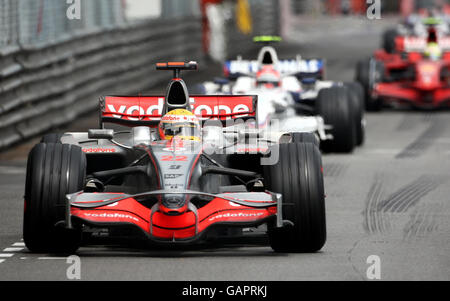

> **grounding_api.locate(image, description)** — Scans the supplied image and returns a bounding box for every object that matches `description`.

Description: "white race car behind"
[198,45,365,153]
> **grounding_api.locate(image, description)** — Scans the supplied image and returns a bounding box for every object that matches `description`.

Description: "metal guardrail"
[0,0,280,150]
[0,17,203,150]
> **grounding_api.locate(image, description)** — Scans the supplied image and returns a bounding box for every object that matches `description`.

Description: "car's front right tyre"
[316,86,356,153]
[24,143,85,253]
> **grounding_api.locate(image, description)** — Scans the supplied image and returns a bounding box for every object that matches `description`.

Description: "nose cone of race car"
[150,140,203,216]
[160,195,188,215]
[415,61,441,90]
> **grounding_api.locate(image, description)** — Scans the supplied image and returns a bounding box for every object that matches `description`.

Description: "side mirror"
[88,129,114,140]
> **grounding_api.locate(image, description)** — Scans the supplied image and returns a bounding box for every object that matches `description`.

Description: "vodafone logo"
[107,98,165,121]
[209,212,264,222]
[83,212,139,222]
[194,104,250,117]
[83,148,116,153]
[105,97,252,121]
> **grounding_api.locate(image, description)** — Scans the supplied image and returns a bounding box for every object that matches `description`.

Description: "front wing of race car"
[66,190,281,243]
[373,82,450,108]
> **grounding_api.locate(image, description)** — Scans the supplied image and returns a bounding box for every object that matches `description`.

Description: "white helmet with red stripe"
[256,65,281,88]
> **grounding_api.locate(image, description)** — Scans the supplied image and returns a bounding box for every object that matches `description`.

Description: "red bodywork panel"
[101,95,257,126]
[71,195,276,240]
[374,82,450,107]
[374,49,408,69]
[374,60,450,107]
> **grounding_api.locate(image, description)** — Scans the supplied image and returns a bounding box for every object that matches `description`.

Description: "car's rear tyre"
[356,58,383,111]
[40,133,63,143]
[264,143,326,253]
[316,86,356,153]
[345,82,365,146]
[291,132,320,148]
[24,143,86,253]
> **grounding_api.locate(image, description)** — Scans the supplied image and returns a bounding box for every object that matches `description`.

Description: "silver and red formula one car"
[23,62,326,254]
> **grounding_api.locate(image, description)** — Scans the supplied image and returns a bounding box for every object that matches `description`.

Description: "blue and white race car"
[199,38,365,153]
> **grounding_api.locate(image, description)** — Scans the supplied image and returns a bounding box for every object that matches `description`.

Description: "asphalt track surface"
[0,18,449,281]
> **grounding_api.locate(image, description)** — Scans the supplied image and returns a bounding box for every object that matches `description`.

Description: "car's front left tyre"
[264,143,326,253]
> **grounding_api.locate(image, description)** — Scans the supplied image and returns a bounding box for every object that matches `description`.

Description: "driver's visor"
[162,122,201,140]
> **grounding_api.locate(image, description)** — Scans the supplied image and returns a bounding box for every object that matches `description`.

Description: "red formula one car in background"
[356,18,450,110]
[23,62,326,254]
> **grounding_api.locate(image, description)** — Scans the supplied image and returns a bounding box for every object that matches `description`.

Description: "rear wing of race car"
[223,59,325,80]
[396,36,450,53]
[100,95,257,127]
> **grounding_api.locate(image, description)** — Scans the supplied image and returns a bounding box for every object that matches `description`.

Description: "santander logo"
[105,97,252,121]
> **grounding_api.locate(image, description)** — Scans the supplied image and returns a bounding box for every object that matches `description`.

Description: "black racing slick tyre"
[356,58,383,111]
[383,28,398,54]
[24,143,86,253]
[345,82,365,146]
[291,132,320,148]
[316,86,356,153]
[264,143,326,253]
[40,133,63,143]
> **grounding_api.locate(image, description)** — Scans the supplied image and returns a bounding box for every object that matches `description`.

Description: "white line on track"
[0,254,14,258]
[0,242,25,264]
[3,247,23,252]
[37,257,67,260]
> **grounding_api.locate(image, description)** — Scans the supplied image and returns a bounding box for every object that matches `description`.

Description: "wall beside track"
[0,0,203,149]
[0,0,280,150]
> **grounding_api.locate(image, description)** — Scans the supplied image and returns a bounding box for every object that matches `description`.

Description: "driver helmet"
[256,66,281,88]
[424,42,442,61]
[159,109,201,141]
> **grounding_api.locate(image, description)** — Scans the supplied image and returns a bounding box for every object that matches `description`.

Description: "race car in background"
[198,36,365,153]
[356,18,450,110]
[382,10,450,54]
[23,62,326,254]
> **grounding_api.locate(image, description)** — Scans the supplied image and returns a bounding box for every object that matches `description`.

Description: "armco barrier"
[0,17,203,150]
